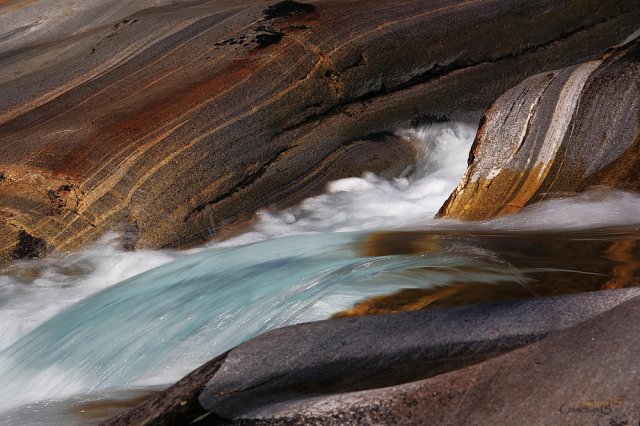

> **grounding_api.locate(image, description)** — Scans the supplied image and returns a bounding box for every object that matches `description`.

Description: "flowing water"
[1,122,640,424]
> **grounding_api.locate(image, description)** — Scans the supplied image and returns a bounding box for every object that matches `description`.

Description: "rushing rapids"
[0,122,476,414]
[1,123,640,424]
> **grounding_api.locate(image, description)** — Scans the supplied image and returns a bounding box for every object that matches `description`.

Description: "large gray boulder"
[246,293,640,425]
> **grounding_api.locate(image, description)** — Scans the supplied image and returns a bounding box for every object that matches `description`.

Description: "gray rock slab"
[200,288,640,419]
[245,293,640,425]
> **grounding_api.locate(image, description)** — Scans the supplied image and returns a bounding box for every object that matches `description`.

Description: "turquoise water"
[0,231,521,411]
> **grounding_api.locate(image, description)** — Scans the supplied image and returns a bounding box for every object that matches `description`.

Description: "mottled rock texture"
[440,38,640,220]
[0,0,638,259]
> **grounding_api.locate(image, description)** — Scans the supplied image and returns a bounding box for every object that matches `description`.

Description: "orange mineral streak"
[332,278,543,318]
[441,164,547,220]
[53,52,266,177]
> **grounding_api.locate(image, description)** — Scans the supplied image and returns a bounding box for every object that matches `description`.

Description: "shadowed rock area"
[103,289,640,425]
[440,38,640,220]
[0,0,638,260]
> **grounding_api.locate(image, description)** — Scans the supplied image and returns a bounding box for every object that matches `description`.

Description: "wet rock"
[0,0,638,259]
[105,289,640,425]
[263,1,315,20]
[440,38,640,220]
[334,228,640,317]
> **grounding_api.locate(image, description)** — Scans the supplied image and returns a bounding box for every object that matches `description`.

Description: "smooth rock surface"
[247,294,640,425]
[440,38,640,219]
[104,288,640,425]
[0,0,638,259]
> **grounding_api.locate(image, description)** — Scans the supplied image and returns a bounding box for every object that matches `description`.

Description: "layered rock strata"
[440,38,640,219]
[0,0,638,259]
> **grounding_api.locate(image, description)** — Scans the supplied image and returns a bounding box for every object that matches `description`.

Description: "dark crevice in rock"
[392,10,628,91]
[341,131,394,145]
[217,133,403,218]
[263,1,315,21]
[410,113,449,128]
[215,36,248,47]
[467,114,488,167]
[102,352,230,426]
[273,9,632,144]
[255,31,284,48]
[253,25,285,48]
[91,18,139,54]
[11,230,46,259]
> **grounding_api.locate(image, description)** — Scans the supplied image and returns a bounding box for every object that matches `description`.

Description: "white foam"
[0,233,179,351]
[0,362,88,412]
[222,122,478,244]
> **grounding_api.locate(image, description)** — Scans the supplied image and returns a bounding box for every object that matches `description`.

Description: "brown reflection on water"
[602,240,640,289]
[334,227,640,318]
[71,389,159,423]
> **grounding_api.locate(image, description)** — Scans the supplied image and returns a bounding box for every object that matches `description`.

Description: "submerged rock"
[439,38,640,220]
[104,289,640,425]
[0,0,638,259]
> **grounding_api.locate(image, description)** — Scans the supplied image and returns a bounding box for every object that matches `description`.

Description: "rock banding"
[439,39,640,219]
[0,0,638,260]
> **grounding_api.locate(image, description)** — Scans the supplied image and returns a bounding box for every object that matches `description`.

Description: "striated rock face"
[0,0,638,259]
[439,38,640,220]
